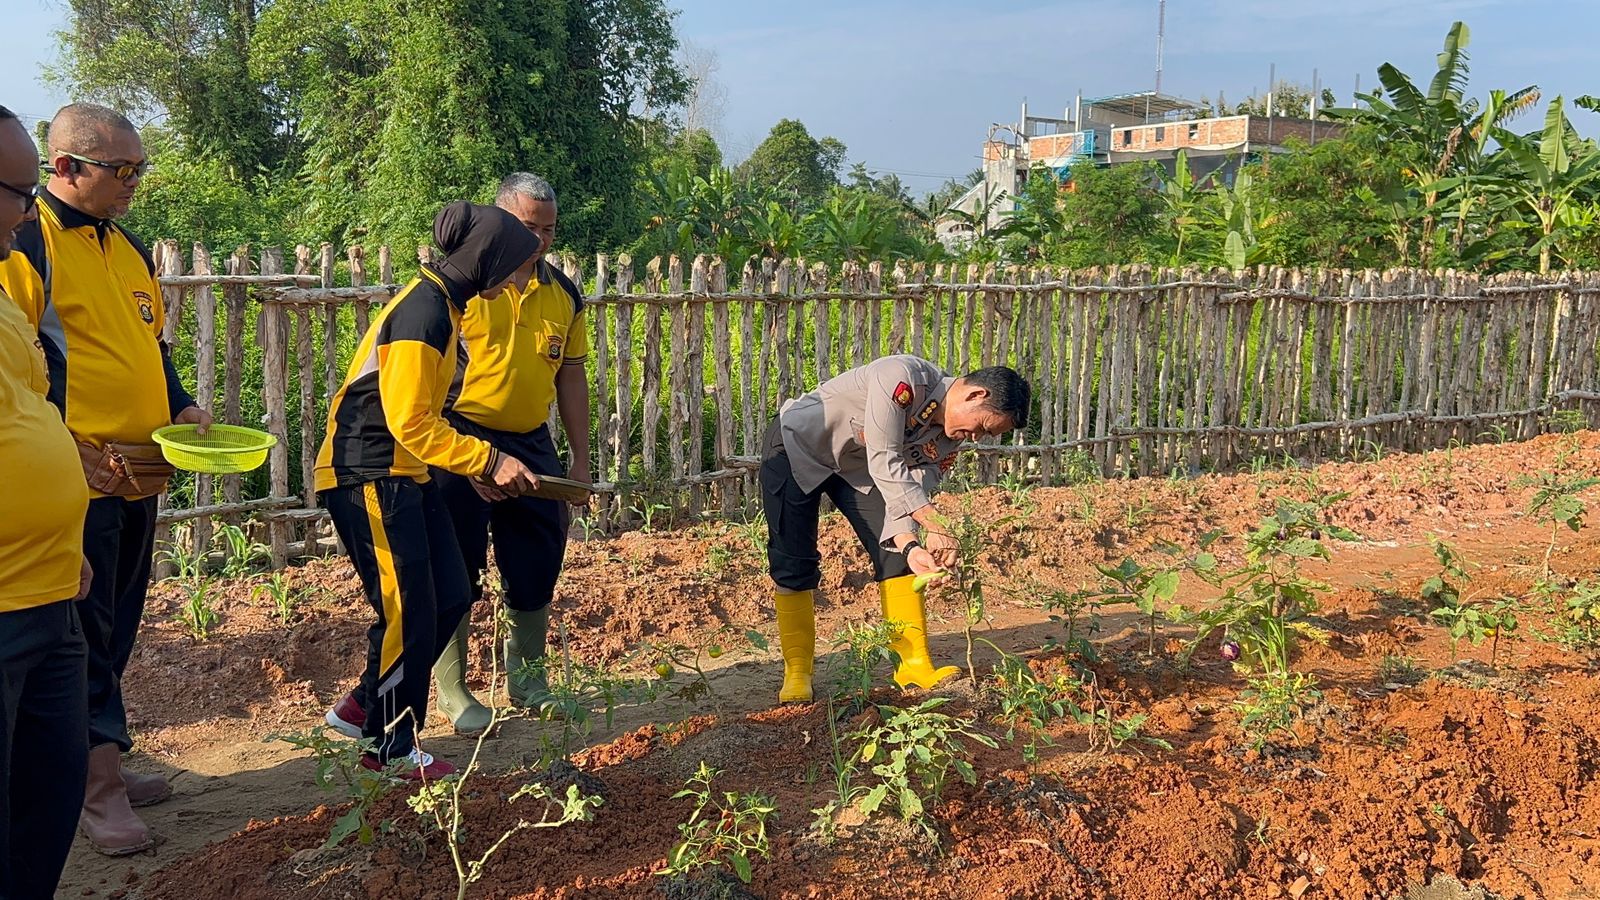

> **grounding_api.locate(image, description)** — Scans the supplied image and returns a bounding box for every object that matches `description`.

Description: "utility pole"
[1155,0,1166,95]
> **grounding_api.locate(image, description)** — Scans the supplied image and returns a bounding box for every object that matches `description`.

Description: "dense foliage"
[51,14,1600,273]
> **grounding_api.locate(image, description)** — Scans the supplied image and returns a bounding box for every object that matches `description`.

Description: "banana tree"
[1490,96,1600,273]
[1325,21,1539,266]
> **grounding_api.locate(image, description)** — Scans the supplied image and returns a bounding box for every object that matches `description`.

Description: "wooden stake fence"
[142,244,1600,571]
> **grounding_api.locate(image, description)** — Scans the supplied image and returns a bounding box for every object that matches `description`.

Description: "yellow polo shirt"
[0,288,88,610]
[0,192,184,454]
[449,259,588,433]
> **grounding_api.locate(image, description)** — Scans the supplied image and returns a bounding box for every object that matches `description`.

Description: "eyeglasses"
[0,179,38,213]
[60,152,150,182]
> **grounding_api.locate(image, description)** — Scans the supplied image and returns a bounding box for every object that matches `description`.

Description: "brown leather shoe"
[121,766,173,808]
[81,744,154,856]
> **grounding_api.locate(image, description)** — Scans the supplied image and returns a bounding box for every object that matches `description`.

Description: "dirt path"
[59,432,1600,899]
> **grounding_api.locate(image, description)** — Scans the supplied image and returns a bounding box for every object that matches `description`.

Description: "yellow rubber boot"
[774,589,815,703]
[880,575,961,690]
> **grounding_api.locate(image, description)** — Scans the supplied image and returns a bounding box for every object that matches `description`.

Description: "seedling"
[658,762,777,885]
[810,697,870,844]
[983,644,1073,766]
[1021,580,1101,663]
[408,602,603,900]
[1423,538,1520,665]
[828,621,901,711]
[252,572,299,625]
[157,539,204,583]
[176,576,220,640]
[630,500,670,533]
[929,499,1019,687]
[1092,551,1185,657]
[266,726,398,848]
[215,523,269,578]
[853,698,997,844]
[1517,467,1600,579]
[1236,671,1321,750]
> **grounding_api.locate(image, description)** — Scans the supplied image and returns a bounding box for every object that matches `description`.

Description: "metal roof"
[1084,91,1204,119]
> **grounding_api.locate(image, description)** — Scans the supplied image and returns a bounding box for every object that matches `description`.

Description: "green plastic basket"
[152,424,277,474]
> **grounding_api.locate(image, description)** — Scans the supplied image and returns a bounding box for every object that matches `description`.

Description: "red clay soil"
[78,433,1600,899]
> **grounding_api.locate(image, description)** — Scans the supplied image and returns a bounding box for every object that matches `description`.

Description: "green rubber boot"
[434,616,493,735]
[506,607,552,710]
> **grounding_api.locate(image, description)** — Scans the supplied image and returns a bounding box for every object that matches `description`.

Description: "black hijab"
[428,201,542,303]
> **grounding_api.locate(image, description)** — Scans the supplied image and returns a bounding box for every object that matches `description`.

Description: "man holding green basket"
[0,103,210,857]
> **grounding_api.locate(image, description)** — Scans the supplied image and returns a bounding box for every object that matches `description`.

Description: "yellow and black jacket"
[0,191,194,451]
[448,258,587,433]
[314,268,496,492]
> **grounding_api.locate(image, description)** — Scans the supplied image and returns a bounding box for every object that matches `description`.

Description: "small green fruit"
[654,662,675,679]
[707,645,724,658]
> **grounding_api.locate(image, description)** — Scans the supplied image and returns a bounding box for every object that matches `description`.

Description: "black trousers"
[0,599,88,900]
[760,419,910,593]
[322,479,471,761]
[433,418,570,612]
[79,495,156,751]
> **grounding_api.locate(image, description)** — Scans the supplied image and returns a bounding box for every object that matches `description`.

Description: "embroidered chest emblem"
[546,334,564,360]
[134,291,155,325]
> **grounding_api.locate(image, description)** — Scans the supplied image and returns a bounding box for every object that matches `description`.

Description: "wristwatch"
[902,540,922,555]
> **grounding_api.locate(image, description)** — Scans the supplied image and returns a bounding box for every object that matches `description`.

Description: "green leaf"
[744,630,769,652]
[859,784,888,815]
[899,787,924,819]
[731,852,753,883]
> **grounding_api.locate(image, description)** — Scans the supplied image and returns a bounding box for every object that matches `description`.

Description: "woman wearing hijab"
[313,201,541,778]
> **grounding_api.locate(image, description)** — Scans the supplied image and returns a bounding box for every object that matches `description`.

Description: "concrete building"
[935,91,1339,247]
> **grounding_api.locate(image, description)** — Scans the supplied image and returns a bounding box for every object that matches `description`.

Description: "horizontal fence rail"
[141,240,1600,572]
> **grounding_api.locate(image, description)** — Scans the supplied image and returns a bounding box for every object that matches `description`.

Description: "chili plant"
[1517,467,1600,579]
[1423,538,1520,665]
[853,698,997,844]
[409,604,602,900]
[930,500,1019,687]
[828,621,901,712]
[658,762,777,885]
[267,727,398,848]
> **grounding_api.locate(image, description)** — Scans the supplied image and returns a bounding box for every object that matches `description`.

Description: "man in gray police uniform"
[760,354,1030,703]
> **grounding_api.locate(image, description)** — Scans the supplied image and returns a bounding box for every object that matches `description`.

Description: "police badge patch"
[892,381,913,408]
[546,334,564,360]
[134,291,155,325]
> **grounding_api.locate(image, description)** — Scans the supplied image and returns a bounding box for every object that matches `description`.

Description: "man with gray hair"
[322,172,590,739]
[0,102,210,856]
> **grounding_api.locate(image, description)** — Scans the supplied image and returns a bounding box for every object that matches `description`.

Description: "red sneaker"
[361,749,457,781]
[324,692,366,740]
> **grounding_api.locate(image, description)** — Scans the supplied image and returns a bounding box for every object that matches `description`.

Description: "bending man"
[761,355,1029,703]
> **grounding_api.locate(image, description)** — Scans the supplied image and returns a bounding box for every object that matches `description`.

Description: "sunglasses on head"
[0,178,38,213]
[60,152,149,182]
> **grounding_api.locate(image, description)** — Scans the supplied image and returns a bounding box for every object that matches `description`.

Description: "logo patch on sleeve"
[892,381,914,408]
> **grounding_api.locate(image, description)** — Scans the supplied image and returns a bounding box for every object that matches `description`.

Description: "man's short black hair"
[965,366,1030,431]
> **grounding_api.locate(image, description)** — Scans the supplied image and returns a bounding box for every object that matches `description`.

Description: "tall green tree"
[736,119,845,210]
[53,0,286,174]
[57,0,689,252]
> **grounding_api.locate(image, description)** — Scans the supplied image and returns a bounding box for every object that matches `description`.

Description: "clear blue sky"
[7,0,1596,196]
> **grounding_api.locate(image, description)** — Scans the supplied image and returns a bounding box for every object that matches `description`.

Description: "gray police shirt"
[778,355,960,546]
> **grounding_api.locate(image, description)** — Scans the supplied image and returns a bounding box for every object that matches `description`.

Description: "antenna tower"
[1155,0,1166,94]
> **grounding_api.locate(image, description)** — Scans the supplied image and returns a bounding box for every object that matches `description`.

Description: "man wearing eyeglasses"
[0,103,209,858]
[0,102,95,900]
